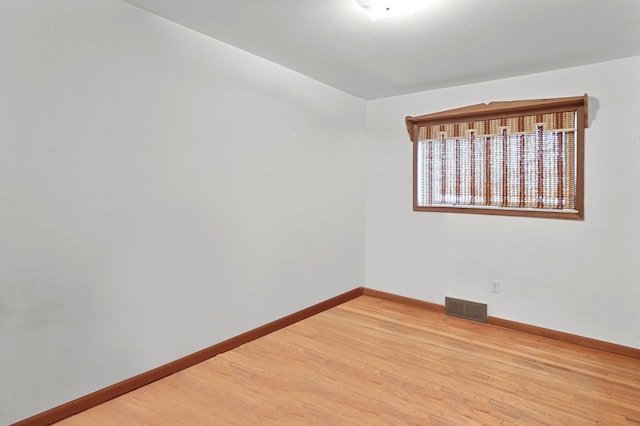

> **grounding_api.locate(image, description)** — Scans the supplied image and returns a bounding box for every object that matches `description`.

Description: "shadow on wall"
[588,96,599,127]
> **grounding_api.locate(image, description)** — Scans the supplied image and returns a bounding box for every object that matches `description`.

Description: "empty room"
[2,0,640,424]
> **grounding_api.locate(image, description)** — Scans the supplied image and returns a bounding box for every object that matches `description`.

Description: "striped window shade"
[405,95,587,220]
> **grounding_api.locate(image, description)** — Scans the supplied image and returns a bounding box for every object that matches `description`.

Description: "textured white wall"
[366,56,640,350]
[0,1,365,423]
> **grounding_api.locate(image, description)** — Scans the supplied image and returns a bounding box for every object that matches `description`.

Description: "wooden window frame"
[405,95,587,220]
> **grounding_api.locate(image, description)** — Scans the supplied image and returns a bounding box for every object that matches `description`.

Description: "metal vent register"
[445,297,487,322]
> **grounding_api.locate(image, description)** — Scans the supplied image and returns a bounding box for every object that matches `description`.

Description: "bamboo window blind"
[405,95,587,219]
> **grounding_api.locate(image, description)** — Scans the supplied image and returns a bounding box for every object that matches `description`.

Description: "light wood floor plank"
[57,296,640,425]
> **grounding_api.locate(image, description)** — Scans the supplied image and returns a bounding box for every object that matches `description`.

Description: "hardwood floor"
[57,296,640,425]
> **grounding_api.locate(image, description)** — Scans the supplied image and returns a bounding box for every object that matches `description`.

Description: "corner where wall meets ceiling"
[122,0,640,99]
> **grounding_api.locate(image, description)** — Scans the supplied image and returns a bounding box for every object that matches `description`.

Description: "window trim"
[405,95,588,220]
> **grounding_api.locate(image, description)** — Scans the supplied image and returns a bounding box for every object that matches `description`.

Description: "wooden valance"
[405,95,588,142]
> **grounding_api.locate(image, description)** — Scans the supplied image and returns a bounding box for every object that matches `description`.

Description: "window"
[405,95,587,219]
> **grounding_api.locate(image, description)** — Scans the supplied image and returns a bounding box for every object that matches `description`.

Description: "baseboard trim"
[12,287,365,426]
[362,288,445,313]
[486,316,640,360]
[366,288,640,360]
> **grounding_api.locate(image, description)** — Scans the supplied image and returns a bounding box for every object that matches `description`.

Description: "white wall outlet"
[491,280,501,294]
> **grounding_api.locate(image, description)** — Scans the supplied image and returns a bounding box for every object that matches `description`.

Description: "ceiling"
[122,0,640,100]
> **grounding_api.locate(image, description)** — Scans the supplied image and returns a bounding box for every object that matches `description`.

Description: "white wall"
[366,56,640,349]
[0,1,365,423]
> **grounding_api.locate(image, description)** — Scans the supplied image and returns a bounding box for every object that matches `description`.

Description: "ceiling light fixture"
[355,0,428,21]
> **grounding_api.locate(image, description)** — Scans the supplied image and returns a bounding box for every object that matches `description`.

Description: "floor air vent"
[445,297,487,323]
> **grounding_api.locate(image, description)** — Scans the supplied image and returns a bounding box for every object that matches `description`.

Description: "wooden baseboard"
[486,316,640,360]
[365,288,640,360]
[362,288,445,313]
[12,287,365,426]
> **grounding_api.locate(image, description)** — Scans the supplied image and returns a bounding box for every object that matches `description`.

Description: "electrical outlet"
[491,280,501,294]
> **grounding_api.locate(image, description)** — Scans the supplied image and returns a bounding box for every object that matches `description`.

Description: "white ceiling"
[122,0,640,100]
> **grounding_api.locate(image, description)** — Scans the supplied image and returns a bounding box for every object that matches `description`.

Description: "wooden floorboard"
[57,296,640,425]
